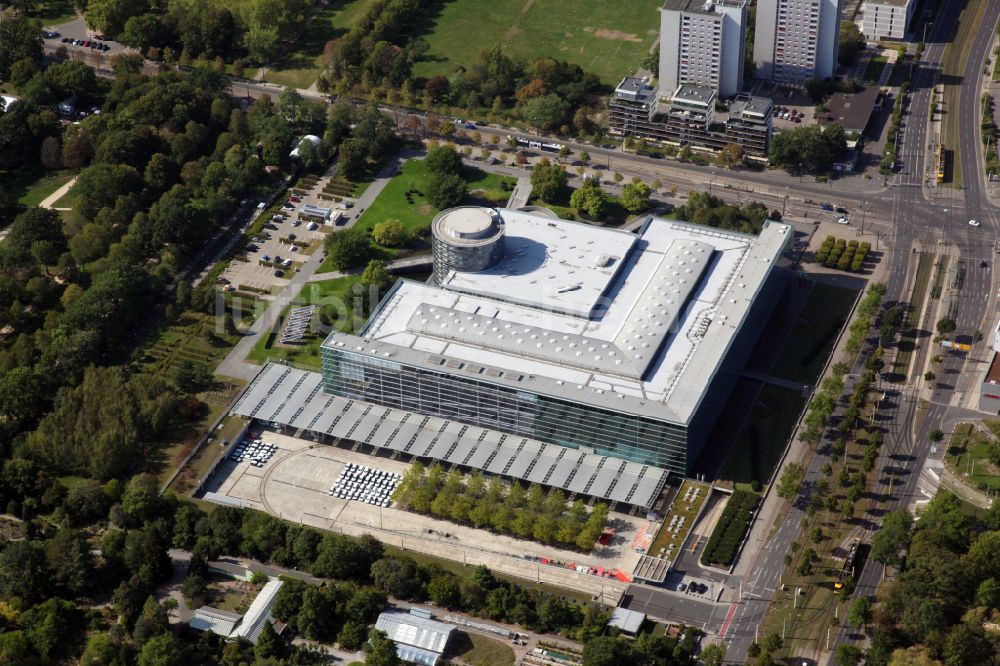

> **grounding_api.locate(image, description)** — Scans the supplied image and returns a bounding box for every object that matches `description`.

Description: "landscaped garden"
[246,274,370,369]
[317,157,514,272]
[701,489,760,568]
[945,422,1000,492]
[392,462,609,551]
[647,480,710,561]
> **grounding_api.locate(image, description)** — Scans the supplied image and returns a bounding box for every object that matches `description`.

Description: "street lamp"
[710,169,716,195]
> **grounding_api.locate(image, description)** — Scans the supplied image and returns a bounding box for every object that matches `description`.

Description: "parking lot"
[221,203,326,293]
[203,427,641,601]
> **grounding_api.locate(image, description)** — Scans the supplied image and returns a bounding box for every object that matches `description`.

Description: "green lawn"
[946,423,1000,492]
[30,0,78,25]
[717,382,808,492]
[449,631,516,666]
[264,0,376,89]
[768,282,859,385]
[863,55,888,82]
[412,0,662,86]
[317,158,514,272]
[16,171,77,208]
[246,275,368,368]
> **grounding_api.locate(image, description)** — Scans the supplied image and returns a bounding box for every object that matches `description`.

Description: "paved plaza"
[204,429,644,601]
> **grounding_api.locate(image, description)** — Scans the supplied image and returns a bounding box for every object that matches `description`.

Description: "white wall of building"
[754,0,841,84]
[660,1,747,99]
[860,0,914,41]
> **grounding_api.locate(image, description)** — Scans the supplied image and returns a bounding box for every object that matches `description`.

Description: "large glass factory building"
[319,207,791,476]
[232,207,791,510]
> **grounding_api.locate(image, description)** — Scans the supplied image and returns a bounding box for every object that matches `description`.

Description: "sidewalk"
[39,176,76,210]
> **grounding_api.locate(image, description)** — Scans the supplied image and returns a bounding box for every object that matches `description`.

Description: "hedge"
[702,490,760,567]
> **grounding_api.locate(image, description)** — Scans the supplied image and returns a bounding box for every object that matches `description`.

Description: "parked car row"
[61,37,111,51]
[230,439,277,467]
[774,106,803,123]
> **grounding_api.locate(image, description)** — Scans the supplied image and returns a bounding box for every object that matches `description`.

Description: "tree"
[570,178,608,218]
[523,94,570,130]
[20,597,78,660]
[530,159,568,202]
[975,577,1000,609]
[871,510,912,566]
[936,317,956,334]
[324,228,372,271]
[426,172,467,209]
[582,636,630,666]
[138,633,186,666]
[85,0,149,37]
[620,181,651,213]
[133,596,169,647]
[700,642,725,666]
[769,124,847,173]
[834,644,863,666]
[0,14,42,81]
[122,473,160,525]
[372,219,408,247]
[428,574,461,609]
[337,138,369,180]
[361,259,392,292]
[255,620,284,660]
[761,632,783,655]
[425,144,463,175]
[718,142,746,168]
[943,623,992,666]
[847,596,872,629]
[776,462,805,500]
[0,541,51,604]
[365,629,402,666]
[80,632,123,666]
[839,22,866,67]
[371,557,424,600]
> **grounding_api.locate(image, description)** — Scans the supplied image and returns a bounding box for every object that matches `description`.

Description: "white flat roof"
[438,209,638,318]
[332,211,790,424]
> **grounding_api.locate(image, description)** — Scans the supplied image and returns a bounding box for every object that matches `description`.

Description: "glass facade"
[320,345,690,475]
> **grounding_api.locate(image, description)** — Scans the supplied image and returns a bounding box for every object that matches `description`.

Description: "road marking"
[718,602,739,639]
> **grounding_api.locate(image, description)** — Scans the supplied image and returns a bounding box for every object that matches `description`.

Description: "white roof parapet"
[335,212,791,424]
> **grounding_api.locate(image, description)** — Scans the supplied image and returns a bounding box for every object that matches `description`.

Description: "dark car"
[836,206,848,214]
[273,269,284,277]
[287,233,297,240]
[43,31,60,38]
[820,203,834,211]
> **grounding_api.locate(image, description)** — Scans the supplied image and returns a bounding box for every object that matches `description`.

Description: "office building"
[860,0,915,41]
[659,0,748,98]
[754,0,842,84]
[609,80,773,158]
[319,208,792,477]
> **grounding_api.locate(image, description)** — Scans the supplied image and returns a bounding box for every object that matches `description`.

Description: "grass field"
[863,56,888,82]
[30,0,78,25]
[946,422,1000,491]
[15,171,77,207]
[940,0,989,187]
[411,0,661,86]
[264,0,376,88]
[449,631,516,666]
[768,282,859,385]
[717,382,808,492]
[246,275,368,368]
[317,158,514,272]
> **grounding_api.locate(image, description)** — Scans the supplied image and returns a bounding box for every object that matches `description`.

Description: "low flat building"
[188,579,284,645]
[375,610,456,666]
[609,80,773,159]
[607,607,646,636]
[820,85,882,135]
[860,0,915,41]
[299,204,333,222]
[980,352,1000,413]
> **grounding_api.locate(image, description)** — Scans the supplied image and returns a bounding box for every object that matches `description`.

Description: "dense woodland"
[855,494,1000,666]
